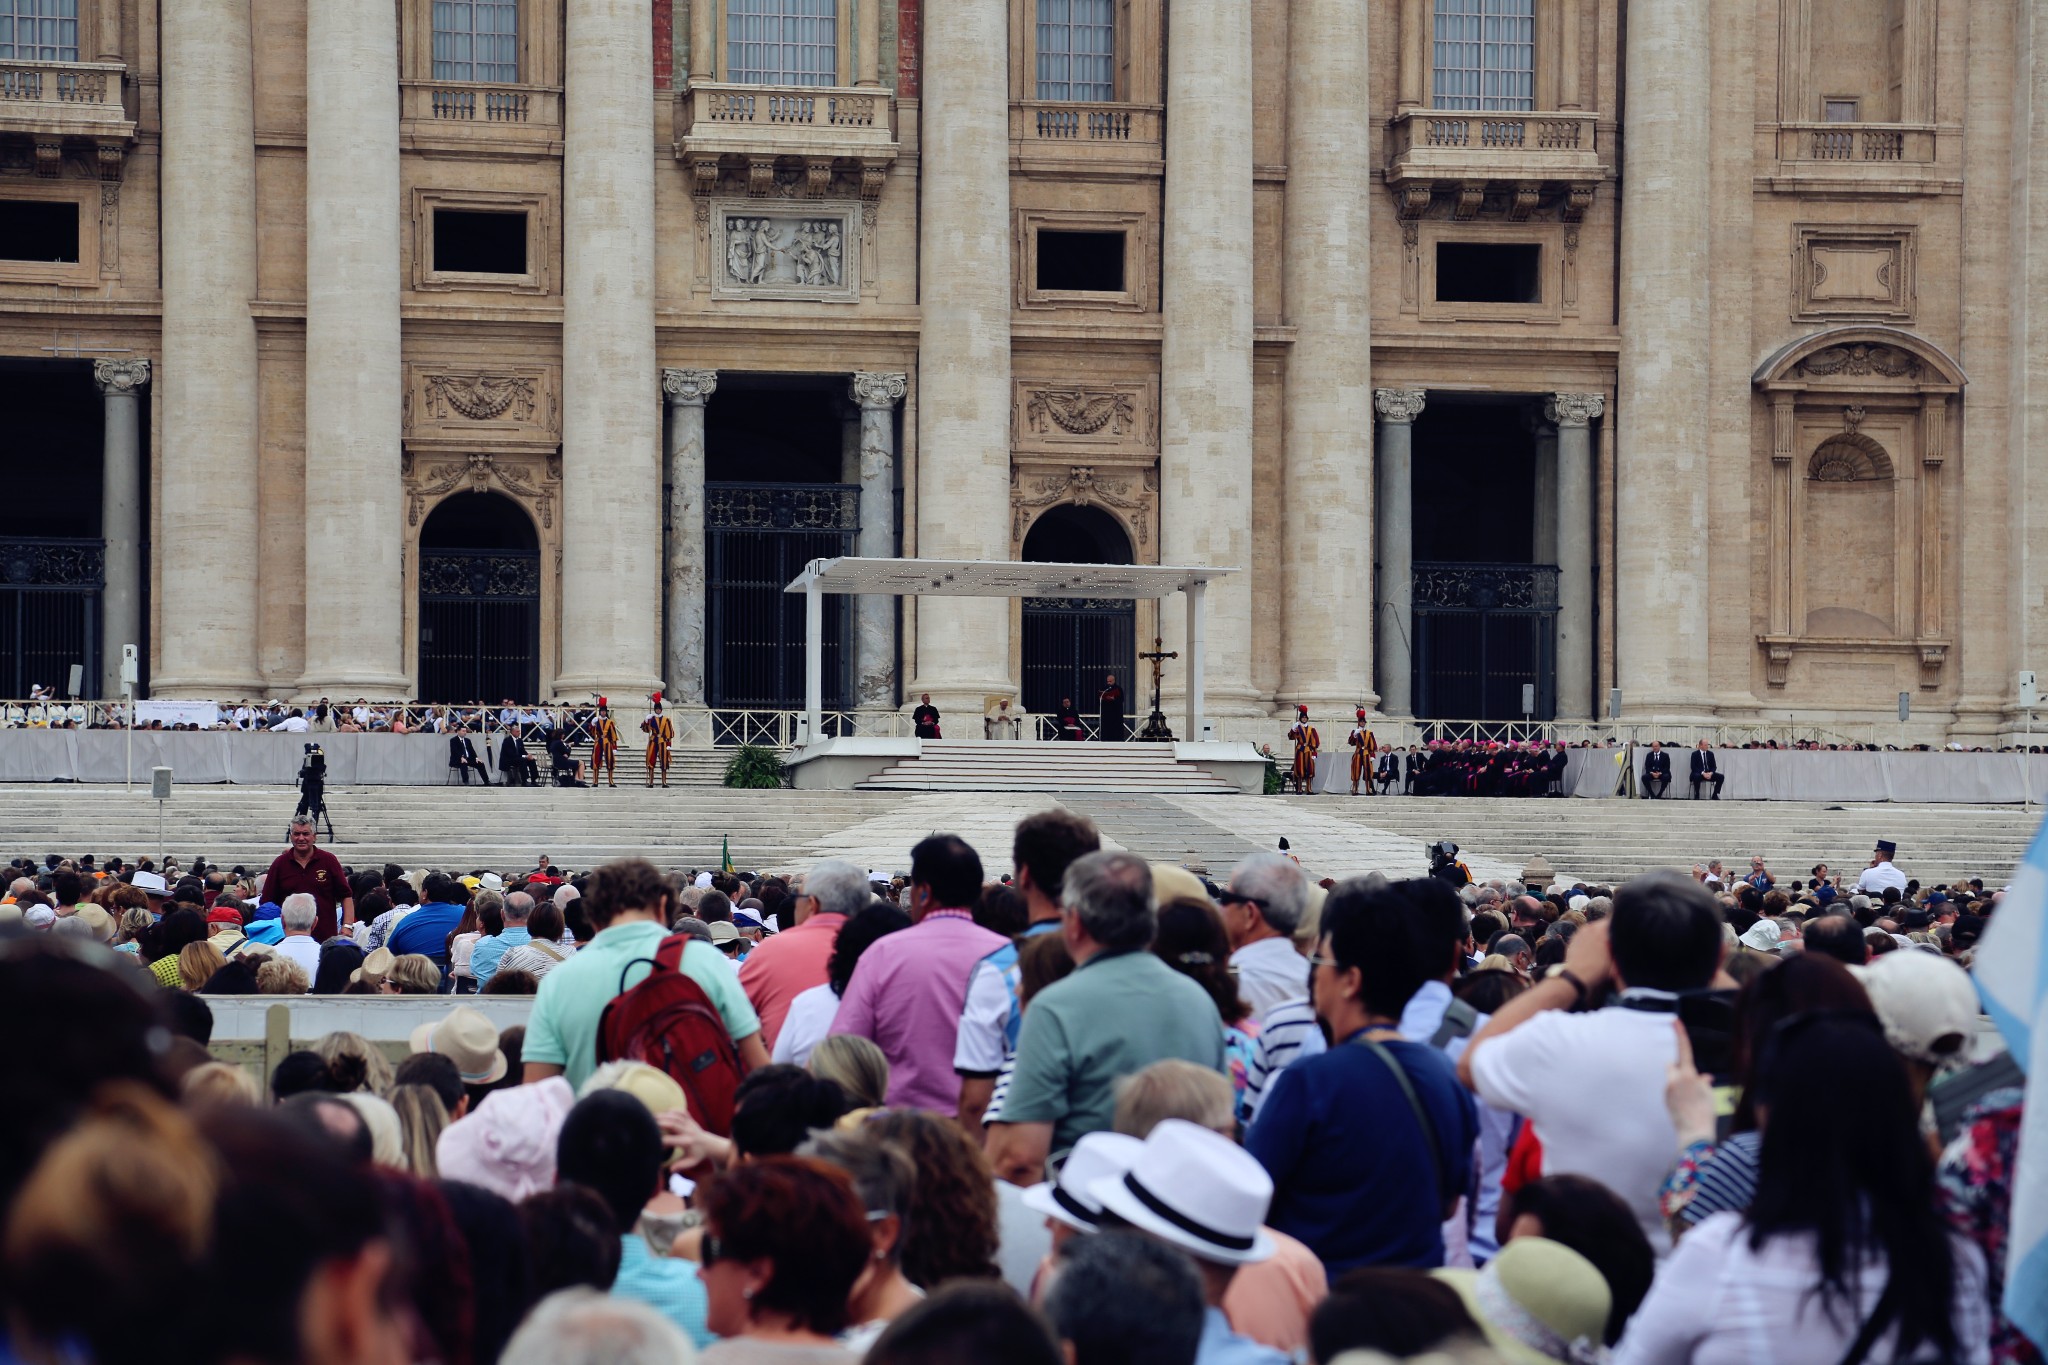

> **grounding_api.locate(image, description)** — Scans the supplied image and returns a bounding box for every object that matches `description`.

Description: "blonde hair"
[177,940,224,991]
[254,956,310,995]
[390,1083,451,1178]
[313,1031,395,1096]
[1113,1059,1235,1138]
[116,907,153,944]
[388,953,443,995]
[809,1033,890,1110]
[180,1061,262,1112]
[337,1092,406,1169]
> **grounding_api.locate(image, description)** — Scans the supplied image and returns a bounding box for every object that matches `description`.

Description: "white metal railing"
[1297,719,1990,751]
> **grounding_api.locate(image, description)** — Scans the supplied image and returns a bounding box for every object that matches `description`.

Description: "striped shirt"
[1239,998,1327,1125]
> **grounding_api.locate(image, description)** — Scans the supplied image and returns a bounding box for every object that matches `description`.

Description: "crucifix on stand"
[1137,636,1178,742]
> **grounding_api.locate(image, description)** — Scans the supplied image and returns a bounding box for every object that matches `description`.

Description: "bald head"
[503,891,534,924]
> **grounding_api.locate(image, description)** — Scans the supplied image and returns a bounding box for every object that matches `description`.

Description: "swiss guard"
[1287,705,1321,796]
[1348,708,1377,796]
[590,697,622,788]
[641,691,675,788]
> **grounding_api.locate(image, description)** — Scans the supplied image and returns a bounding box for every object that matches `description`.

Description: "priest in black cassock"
[1097,673,1127,742]
[912,693,942,739]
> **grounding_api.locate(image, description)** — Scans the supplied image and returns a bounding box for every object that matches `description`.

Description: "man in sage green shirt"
[987,851,1227,1184]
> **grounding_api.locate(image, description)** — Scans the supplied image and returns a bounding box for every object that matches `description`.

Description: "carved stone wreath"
[405,452,557,530]
[1026,389,1137,438]
[1796,344,1921,380]
[1010,466,1156,547]
[423,373,538,423]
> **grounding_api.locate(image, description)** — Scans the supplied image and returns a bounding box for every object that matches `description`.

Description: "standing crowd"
[0,813,2030,1365]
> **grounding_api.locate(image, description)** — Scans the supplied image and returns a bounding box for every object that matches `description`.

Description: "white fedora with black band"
[1089,1118,1276,1266]
[1022,1130,1144,1233]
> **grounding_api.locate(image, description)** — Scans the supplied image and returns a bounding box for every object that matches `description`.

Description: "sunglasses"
[1216,890,1269,910]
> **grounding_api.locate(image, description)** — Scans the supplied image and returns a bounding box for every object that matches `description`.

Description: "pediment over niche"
[1754,326,1965,392]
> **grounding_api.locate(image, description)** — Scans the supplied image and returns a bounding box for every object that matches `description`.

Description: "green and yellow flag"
[721,836,734,877]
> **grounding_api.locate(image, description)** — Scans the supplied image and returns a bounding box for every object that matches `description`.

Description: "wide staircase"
[853,741,1240,793]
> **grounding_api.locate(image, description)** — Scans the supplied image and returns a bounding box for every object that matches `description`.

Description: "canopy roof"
[785,557,1237,599]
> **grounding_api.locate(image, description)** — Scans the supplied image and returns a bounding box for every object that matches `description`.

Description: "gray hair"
[1228,851,1310,935]
[1064,850,1155,951]
[503,891,534,923]
[804,859,872,918]
[280,892,318,933]
[500,1290,697,1365]
[289,815,316,832]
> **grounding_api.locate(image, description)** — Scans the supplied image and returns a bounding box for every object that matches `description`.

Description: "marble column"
[299,0,407,697]
[857,0,881,86]
[94,359,148,698]
[662,369,716,707]
[1615,0,1712,716]
[1160,0,1256,714]
[689,0,714,81]
[1531,416,1559,566]
[851,373,906,707]
[155,0,262,697]
[1374,390,1425,716]
[558,0,661,701]
[1279,0,1372,712]
[1548,393,1603,719]
[910,0,1013,715]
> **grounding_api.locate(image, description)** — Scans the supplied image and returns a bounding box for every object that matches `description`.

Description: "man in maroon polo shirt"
[263,815,353,940]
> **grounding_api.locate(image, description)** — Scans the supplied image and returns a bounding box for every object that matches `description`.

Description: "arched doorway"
[418,492,540,703]
[1020,504,1136,720]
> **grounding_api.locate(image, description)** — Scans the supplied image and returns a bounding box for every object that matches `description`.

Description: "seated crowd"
[0,817,2027,1365]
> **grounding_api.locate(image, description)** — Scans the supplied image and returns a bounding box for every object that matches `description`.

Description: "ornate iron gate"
[418,549,541,703]
[706,483,857,711]
[1412,562,1559,720]
[1021,597,1136,719]
[0,538,102,697]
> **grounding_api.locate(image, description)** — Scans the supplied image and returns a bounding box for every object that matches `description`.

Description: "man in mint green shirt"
[523,859,768,1090]
[987,851,1227,1185]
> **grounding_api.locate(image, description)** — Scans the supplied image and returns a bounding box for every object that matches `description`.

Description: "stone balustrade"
[1386,108,1600,180]
[0,59,133,141]
[1776,121,1933,164]
[674,80,898,163]
[1008,101,1163,172]
[400,80,561,126]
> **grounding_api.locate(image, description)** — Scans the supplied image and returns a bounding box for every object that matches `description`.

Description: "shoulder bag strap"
[1837,1278,1901,1365]
[1354,1036,1449,1209]
[1429,998,1479,1051]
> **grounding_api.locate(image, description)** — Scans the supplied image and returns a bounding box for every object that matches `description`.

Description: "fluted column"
[910,0,1013,716]
[94,359,148,699]
[1160,0,1256,714]
[1616,0,1712,716]
[1375,390,1425,716]
[1279,0,1372,712]
[662,369,716,706]
[299,0,406,696]
[155,0,262,697]
[1548,393,1603,719]
[558,0,661,701]
[851,372,905,707]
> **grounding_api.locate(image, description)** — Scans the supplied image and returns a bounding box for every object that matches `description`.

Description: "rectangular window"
[1036,230,1125,293]
[1435,241,1541,303]
[0,0,79,62]
[432,0,519,83]
[433,209,528,275]
[727,0,837,86]
[1822,97,1860,122]
[0,200,79,262]
[1431,0,1534,111]
[1036,0,1115,102]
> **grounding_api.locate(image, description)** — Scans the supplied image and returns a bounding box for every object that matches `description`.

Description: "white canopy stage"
[783,557,1240,747]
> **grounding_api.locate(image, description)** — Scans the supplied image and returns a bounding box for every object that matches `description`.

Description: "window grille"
[0,0,79,63]
[432,0,519,83]
[1431,0,1534,112]
[727,0,837,87]
[1036,0,1114,102]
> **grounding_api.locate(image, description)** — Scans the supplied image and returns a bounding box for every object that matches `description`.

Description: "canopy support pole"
[805,578,822,746]
[1186,579,1208,741]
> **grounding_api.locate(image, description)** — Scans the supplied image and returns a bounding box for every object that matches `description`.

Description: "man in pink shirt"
[828,834,1007,1112]
[739,857,871,1047]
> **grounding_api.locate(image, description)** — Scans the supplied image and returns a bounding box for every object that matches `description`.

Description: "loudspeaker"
[150,767,173,800]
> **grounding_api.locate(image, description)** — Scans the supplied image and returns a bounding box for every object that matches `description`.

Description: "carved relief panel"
[705,200,862,303]
[1792,226,1916,323]
[1008,464,1160,558]
[1011,379,1159,459]
[404,365,561,453]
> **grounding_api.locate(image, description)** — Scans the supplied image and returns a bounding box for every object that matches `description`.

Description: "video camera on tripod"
[295,742,334,840]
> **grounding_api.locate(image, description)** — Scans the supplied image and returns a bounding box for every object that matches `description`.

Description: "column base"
[149,674,270,699]
[294,672,413,702]
[552,673,664,704]
[1271,689,1382,718]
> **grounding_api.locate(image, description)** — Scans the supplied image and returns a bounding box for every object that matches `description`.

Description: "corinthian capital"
[1374,388,1427,424]
[661,368,718,406]
[1545,392,1606,428]
[850,371,907,410]
[93,358,151,394]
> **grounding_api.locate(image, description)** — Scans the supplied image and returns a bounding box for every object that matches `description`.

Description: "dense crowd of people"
[0,814,2032,1365]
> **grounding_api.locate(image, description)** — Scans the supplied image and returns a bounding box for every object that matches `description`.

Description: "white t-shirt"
[1613,1212,1989,1365]
[1230,936,1311,1018]
[953,957,1013,1075]
[270,716,310,732]
[1855,861,1908,895]
[276,933,323,982]
[774,982,839,1066]
[1467,1000,1682,1253]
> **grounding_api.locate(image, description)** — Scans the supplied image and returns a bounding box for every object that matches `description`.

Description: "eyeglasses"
[700,1233,724,1269]
[1216,890,1269,910]
[1307,953,1338,970]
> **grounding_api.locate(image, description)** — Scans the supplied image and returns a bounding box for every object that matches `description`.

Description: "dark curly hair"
[863,1109,1000,1289]
[701,1157,871,1336]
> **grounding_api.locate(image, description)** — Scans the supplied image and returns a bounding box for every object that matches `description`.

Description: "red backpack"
[594,933,743,1135]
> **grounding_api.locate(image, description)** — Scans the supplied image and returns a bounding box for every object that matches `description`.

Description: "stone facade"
[0,0,2041,738]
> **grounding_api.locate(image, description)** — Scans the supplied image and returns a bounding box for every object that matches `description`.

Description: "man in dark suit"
[1641,741,1672,799]
[1374,748,1401,795]
[1545,743,1570,796]
[448,727,491,785]
[498,728,538,787]
[1404,746,1424,794]
[1689,740,1724,800]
